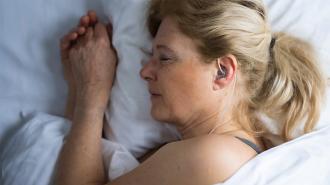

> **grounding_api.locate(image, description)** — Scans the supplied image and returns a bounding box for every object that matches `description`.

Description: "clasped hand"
[60,11,117,111]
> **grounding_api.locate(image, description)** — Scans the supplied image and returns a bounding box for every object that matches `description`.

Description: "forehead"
[154,17,181,39]
[153,17,202,59]
[153,17,194,47]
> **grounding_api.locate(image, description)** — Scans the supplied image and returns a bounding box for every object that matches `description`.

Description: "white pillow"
[101,0,180,158]
[217,125,330,185]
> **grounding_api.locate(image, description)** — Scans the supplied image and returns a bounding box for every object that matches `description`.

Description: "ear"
[213,54,237,90]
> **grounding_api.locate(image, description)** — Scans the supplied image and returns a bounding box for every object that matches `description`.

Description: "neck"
[177,111,239,140]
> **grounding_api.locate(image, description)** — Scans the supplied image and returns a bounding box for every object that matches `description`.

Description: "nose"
[140,58,157,81]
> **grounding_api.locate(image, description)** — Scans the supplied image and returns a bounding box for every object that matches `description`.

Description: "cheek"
[150,82,182,122]
[169,69,210,100]
[159,68,211,120]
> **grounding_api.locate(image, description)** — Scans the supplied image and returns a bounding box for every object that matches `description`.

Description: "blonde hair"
[147,0,326,141]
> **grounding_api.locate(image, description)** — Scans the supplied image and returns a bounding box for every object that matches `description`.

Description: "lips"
[149,90,161,96]
[149,92,161,96]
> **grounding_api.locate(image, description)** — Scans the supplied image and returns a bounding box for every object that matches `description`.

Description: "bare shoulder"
[110,135,257,185]
[165,134,258,182]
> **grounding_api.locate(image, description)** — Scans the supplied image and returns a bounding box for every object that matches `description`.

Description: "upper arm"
[108,142,193,185]
[108,135,257,185]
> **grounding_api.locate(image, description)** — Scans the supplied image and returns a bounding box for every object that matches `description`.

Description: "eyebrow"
[156,44,175,54]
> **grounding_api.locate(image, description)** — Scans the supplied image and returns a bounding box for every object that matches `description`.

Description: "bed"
[1,0,330,184]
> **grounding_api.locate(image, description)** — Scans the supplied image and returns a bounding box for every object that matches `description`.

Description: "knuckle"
[96,37,109,46]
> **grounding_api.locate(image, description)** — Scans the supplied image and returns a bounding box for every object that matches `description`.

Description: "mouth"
[149,90,161,97]
[150,92,161,96]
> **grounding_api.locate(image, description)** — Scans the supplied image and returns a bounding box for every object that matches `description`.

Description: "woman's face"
[140,17,218,126]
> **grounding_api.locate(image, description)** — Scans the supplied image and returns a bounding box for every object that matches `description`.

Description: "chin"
[151,107,169,123]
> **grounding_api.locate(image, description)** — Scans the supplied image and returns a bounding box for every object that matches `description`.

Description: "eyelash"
[160,56,171,61]
[156,53,172,63]
[150,51,173,64]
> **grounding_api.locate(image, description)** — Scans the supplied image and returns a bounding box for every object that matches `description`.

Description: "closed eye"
[159,55,173,64]
[160,57,171,61]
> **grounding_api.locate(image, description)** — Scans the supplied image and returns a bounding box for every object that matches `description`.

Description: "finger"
[67,27,79,40]
[61,32,76,50]
[88,10,98,25]
[79,15,90,27]
[61,25,85,50]
[94,23,108,39]
[61,28,75,46]
[78,27,94,46]
[77,26,86,35]
[69,32,78,40]
[85,26,94,39]
[60,38,70,50]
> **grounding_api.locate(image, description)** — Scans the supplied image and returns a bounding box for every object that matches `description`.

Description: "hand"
[60,11,99,90]
[69,22,117,94]
[60,11,117,115]
[60,11,99,119]
[60,11,100,118]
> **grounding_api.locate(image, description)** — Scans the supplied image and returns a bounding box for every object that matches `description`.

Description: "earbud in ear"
[217,64,227,79]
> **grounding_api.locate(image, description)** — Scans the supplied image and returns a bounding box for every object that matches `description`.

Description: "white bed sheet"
[2,112,330,185]
[218,124,330,185]
[0,112,139,184]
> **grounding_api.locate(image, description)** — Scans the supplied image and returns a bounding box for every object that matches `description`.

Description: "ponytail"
[256,32,326,141]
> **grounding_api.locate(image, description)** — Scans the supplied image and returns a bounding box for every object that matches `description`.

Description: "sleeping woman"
[55,0,326,184]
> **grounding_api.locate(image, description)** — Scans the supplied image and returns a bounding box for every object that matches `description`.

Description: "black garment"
[235,137,262,154]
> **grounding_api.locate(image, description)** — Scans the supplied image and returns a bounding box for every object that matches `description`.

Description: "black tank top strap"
[235,137,262,154]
